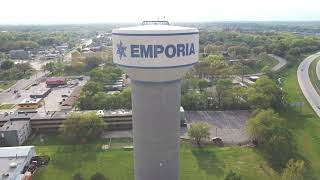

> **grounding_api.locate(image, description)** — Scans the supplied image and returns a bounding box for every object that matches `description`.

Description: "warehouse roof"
[0,146,34,158]
[0,120,29,131]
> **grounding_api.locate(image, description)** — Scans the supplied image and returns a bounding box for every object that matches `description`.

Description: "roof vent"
[9,162,17,168]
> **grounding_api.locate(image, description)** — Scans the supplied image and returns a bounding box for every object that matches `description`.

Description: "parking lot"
[184,110,250,144]
[0,77,87,113]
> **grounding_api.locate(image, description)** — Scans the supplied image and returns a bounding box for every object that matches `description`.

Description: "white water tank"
[112,23,198,180]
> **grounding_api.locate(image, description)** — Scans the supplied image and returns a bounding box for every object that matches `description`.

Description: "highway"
[297,52,320,117]
[316,58,320,80]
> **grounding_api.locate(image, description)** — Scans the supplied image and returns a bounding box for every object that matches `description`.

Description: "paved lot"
[185,110,250,144]
[0,71,47,104]
[0,77,87,113]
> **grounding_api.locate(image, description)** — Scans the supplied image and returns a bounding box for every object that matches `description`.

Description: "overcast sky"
[0,0,319,24]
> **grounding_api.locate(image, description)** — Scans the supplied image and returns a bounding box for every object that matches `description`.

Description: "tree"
[15,63,32,75]
[83,81,103,96]
[247,76,282,109]
[246,109,292,167]
[232,62,251,83]
[91,172,108,180]
[0,60,14,70]
[198,79,209,92]
[181,91,207,110]
[281,159,305,180]
[224,171,242,180]
[42,62,55,72]
[59,112,106,142]
[215,78,232,108]
[84,54,103,71]
[188,121,210,147]
[73,173,84,180]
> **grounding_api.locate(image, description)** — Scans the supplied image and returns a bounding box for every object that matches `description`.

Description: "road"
[297,52,320,117]
[63,39,92,62]
[268,54,288,71]
[0,71,48,104]
[316,59,320,80]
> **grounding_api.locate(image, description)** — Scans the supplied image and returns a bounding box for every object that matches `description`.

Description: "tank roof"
[112,25,198,35]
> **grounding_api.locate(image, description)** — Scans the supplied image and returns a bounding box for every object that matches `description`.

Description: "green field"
[0,81,15,90]
[0,103,15,110]
[31,133,278,180]
[280,64,320,179]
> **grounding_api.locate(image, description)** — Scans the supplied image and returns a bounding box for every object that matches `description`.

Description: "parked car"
[212,137,223,146]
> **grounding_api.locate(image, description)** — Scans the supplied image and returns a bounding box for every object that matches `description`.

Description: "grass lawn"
[280,64,320,179]
[30,133,278,180]
[309,57,320,94]
[0,81,15,90]
[0,103,15,110]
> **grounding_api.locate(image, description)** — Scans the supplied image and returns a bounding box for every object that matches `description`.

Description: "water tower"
[112,21,199,180]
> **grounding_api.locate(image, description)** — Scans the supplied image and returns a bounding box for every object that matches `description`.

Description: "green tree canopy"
[91,172,108,180]
[59,112,106,142]
[224,170,242,180]
[246,109,292,167]
[0,60,14,70]
[188,121,211,147]
[247,76,282,109]
[281,159,305,180]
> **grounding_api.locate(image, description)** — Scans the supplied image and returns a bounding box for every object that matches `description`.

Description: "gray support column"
[131,79,181,180]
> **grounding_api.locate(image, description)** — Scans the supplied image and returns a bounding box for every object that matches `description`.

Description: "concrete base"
[131,79,181,180]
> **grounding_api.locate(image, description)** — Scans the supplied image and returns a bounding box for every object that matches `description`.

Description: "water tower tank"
[112,22,199,180]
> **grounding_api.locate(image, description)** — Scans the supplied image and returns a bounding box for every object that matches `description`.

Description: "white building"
[0,146,35,180]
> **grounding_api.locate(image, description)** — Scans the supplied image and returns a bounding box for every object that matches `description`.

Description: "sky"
[0,0,320,24]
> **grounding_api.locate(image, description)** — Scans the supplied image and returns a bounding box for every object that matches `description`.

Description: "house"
[46,77,67,87]
[9,50,31,60]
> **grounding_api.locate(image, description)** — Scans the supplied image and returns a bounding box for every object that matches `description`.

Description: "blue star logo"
[116,41,127,60]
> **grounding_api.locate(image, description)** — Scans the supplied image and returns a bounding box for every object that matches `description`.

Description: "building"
[30,88,51,99]
[103,84,123,92]
[46,77,67,87]
[9,50,31,60]
[249,76,260,82]
[0,120,31,146]
[0,146,35,180]
[61,86,82,110]
[0,108,186,131]
[17,99,42,109]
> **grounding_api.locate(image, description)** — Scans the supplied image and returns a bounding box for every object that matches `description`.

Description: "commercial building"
[0,120,31,146]
[0,146,35,180]
[30,88,51,99]
[46,77,67,87]
[61,86,82,110]
[9,50,31,60]
[17,99,42,109]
